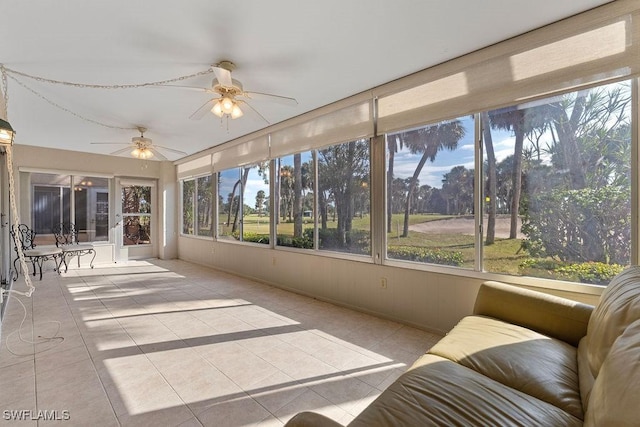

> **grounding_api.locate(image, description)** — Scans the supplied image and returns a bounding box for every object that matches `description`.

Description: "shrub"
[519,258,624,285]
[239,232,270,244]
[277,233,313,249]
[555,262,624,286]
[388,246,464,266]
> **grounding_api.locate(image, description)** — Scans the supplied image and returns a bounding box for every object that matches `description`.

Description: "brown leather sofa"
[286,266,640,426]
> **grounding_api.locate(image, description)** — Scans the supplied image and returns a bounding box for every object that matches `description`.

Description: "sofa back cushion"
[587,266,640,377]
[577,337,595,412]
[584,319,640,426]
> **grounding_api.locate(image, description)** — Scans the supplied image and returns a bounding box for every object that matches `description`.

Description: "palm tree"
[488,108,526,239]
[481,112,497,245]
[400,121,466,237]
[293,153,303,238]
[387,134,404,232]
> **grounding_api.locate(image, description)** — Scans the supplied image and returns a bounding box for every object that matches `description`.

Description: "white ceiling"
[1,0,611,161]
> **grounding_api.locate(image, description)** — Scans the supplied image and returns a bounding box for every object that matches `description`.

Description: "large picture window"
[482,81,632,284]
[317,139,370,255]
[217,165,269,244]
[182,175,213,237]
[386,117,474,268]
[276,152,315,249]
[31,173,109,243]
[217,168,242,241]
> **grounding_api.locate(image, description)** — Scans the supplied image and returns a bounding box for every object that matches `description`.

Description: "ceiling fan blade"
[149,147,167,161]
[91,142,130,145]
[154,145,188,156]
[213,66,233,88]
[243,91,298,106]
[157,84,211,93]
[110,146,134,156]
[239,100,270,125]
[189,98,216,120]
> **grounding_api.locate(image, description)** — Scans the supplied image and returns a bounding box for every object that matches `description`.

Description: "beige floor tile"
[247,370,308,414]
[177,417,205,427]
[0,260,442,426]
[146,347,244,415]
[279,354,339,385]
[36,388,117,427]
[196,395,273,427]
[255,342,309,371]
[116,405,195,427]
[0,359,35,408]
[35,343,90,374]
[274,389,347,425]
[309,374,376,415]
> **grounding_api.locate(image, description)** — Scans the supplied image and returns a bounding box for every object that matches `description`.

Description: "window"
[182,180,195,235]
[317,139,371,255]
[197,175,213,237]
[386,117,474,268]
[218,168,241,240]
[241,163,269,244]
[121,185,151,246]
[276,152,314,249]
[31,173,109,243]
[217,165,269,244]
[182,175,213,237]
[482,81,632,284]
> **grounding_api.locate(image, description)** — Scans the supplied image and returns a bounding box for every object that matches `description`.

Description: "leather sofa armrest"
[284,412,343,427]
[473,281,594,346]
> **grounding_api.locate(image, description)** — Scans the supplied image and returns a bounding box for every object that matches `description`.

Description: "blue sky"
[233,122,519,208]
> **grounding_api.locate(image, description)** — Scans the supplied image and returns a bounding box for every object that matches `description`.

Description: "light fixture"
[0,117,15,146]
[211,96,243,120]
[131,147,154,159]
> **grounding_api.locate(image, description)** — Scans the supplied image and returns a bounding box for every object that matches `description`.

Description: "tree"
[442,166,474,215]
[397,121,466,237]
[293,153,303,238]
[521,83,632,264]
[318,140,369,247]
[255,190,266,217]
[387,134,404,232]
[488,108,526,239]
[481,112,497,245]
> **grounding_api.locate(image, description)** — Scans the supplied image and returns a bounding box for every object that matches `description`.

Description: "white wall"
[179,238,462,335]
[178,236,602,334]
[9,145,178,263]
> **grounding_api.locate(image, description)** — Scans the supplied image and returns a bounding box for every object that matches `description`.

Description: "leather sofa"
[286,266,640,426]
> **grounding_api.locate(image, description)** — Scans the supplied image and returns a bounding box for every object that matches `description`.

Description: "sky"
[228,121,519,208]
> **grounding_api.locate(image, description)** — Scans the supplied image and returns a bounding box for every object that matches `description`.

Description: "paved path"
[408,215,523,239]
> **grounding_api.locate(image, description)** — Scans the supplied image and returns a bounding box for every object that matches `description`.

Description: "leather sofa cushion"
[586,266,640,378]
[350,354,582,427]
[428,315,582,420]
[577,337,595,413]
[585,319,640,427]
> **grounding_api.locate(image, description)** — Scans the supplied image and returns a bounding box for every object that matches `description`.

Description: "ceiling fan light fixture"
[131,147,153,159]
[211,100,224,118]
[221,96,235,114]
[231,103,243,119]
[0,118,16,146]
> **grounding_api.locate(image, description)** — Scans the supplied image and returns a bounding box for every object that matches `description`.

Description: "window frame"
[180,174,214,239]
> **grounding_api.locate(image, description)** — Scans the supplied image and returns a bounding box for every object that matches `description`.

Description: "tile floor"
[0,259,442,426]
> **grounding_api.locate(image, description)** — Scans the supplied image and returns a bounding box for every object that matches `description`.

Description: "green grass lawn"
[223,213,528,275]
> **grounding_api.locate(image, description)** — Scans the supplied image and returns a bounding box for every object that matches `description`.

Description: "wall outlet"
[380,278,388,289]
[272,257,277,266]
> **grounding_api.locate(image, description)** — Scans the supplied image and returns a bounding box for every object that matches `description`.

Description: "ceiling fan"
[91,127,187,160]
[170,61,298,124]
